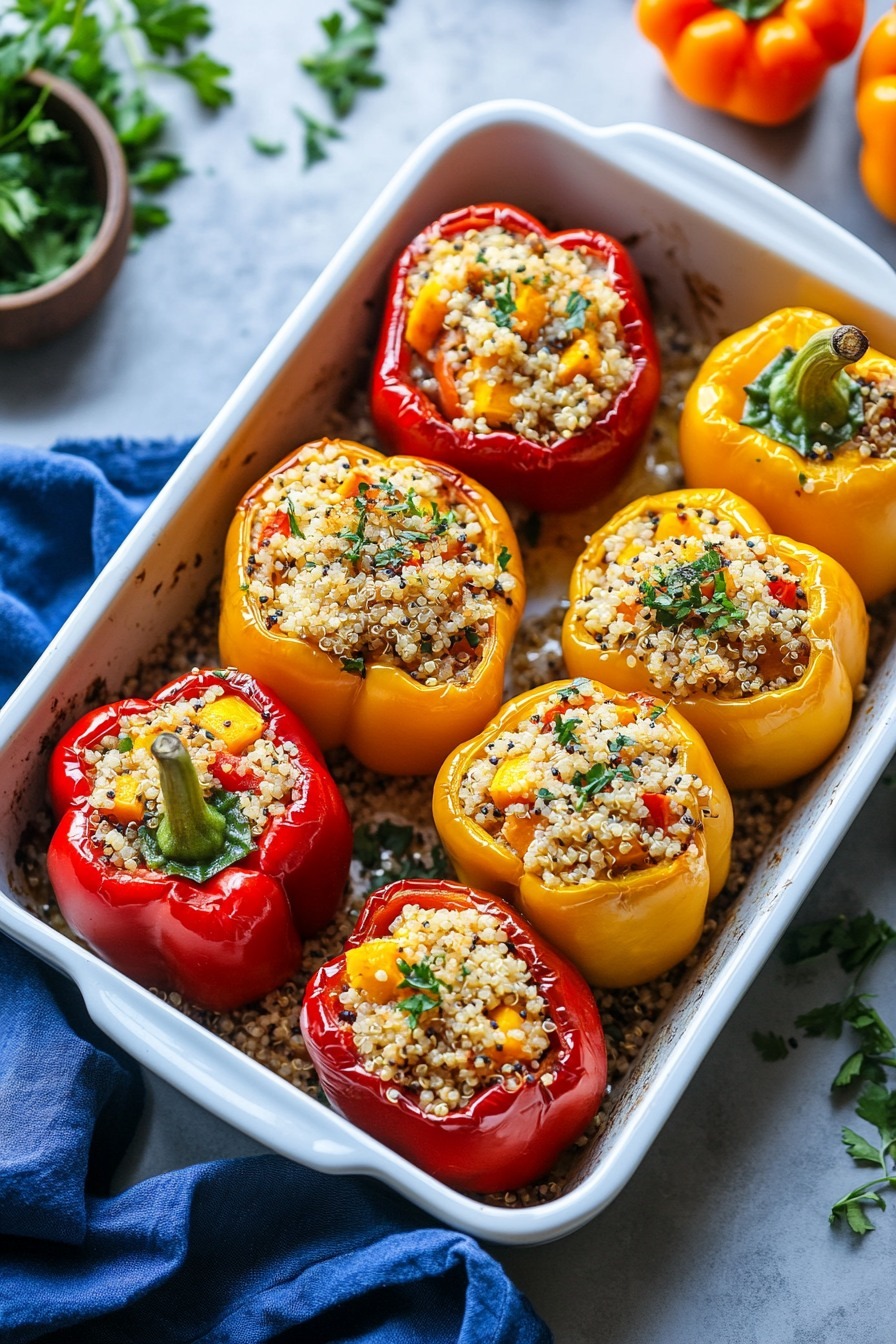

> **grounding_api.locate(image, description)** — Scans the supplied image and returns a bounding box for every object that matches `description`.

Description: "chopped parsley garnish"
[117,736,133,753]
[286,497,304,538]
[430,501,457,532]
[564,290,590,333]
[382,487,424,517]
[340,656,366,677]
[607,733,635,754]
[493,276,517,328]
[648,704,667,721]
[536,788,556,802]
[396,956,445,1029]
[553,715,582,749]
[572,760,635,811]
[639,547,745,636]
[463,627,481,648]
[338,495,369,563]
[497,545,512,572]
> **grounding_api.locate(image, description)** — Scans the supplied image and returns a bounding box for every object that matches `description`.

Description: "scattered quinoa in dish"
[244,444,516,685]
[459,681,711,887]
[337,902,552,1116]
[84,683,298,870]
[852,376,896,460]
[573,505,810,697]
[405,224,634,441]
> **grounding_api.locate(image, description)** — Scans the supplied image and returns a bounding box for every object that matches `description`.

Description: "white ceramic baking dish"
[3,101,896,1246]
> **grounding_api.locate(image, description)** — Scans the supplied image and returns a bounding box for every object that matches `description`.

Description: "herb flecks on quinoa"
[246,445,515,685]
[341,903,552,1115]
[460,683,709,886]
[576,506,811,698]
[84,684,298,872]
[405,225,634,443]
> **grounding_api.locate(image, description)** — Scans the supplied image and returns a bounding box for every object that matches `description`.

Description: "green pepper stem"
[151,733,226,864]
[767,325,869,438]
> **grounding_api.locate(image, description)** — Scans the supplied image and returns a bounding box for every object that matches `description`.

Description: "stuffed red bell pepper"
[301,878,608,1193]
[370,202,661,513]
[47,669,352,1012]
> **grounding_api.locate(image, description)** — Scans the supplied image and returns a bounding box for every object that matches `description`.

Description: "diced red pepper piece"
[768,576,800,609]
[641,792,675,831]
[210,752,263,792]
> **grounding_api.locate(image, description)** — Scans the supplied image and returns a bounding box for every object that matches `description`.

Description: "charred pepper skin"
[432,681,733,989]
[219,439,525,777]
[636,0,865,127]
[562,489,869,790]
[679,308,896,604]
[369,203,661,513]
[47,669,351,1011]
[301,879,608,1194]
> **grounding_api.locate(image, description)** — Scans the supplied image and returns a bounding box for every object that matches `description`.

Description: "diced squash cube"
[99,774,144,825]
[501,813,538,858]
[512,283,548,342]
[337,468,379,499]
[405,275,459,356]
[491,1005,531,1062]
[490,757,535,809]
[556,331,601,386]
[654,510,704,542]
[615,539,645,566]
[130,727,159,753]
[614,704,638,726]
[472,378,517,426]
[196,696,264,754]
[345,939,403,1004]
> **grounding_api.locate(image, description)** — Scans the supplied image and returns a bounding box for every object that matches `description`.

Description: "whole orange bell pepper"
[679,307,896,604]
[219,439,525,777]
[432,678,733,988]
[562,489,868,790]
[857,5,896,222]
[636,0,865,126]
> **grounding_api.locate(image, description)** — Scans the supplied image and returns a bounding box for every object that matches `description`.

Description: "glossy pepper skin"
[219,439,525,776]
[47,670,352,1011]
[369,203,661,513]
[857,6,896,222]
[636,0,865,126]
[432,681,733,988]
[679,307,896,604]
[301,879,607,1193]
[562,489,868,790]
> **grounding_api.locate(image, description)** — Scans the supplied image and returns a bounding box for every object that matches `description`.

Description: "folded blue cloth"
[0,440,551,1344]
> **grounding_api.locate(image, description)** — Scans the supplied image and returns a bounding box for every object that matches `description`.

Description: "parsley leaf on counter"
[755,910,896,1233]
[353,818,451,895]
[296,0,395,168]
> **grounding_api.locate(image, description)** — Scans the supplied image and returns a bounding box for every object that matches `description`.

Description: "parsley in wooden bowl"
[0,69,131,348]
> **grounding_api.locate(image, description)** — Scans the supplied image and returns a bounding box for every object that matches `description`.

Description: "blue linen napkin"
[0,439,552,1344]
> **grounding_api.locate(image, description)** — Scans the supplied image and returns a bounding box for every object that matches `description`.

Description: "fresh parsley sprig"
[296,0,395,168]
[753,911,896,1234]
[396,956,444,1029]
[640,547,745,637]
[493,275,517,328]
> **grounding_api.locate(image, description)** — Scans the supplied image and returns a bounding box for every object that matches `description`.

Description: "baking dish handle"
[589,122,896,308]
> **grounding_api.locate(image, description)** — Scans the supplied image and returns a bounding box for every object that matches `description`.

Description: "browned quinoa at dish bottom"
[18,314,891,1209]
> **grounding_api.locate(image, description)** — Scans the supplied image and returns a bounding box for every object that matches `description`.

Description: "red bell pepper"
[301,878,607,1193]
[47,669,352,1012]
[370,202,661,513]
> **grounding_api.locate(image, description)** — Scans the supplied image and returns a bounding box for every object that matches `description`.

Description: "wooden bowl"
[0,70,132,349]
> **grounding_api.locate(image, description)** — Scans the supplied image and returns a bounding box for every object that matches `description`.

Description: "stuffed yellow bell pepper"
[562,488,867,790]
[432,678,733,988]
[219,439,525,776]
[679,308,896,604]
[857,6,896,223]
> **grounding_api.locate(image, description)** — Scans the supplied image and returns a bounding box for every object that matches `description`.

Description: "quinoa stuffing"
[405,224,634,442]
[459,681,710,886]
[340,902,552,1115]
[851,376,896,460]
[245,444,515,685]
[84,683,298,870]
[574,505,810,697]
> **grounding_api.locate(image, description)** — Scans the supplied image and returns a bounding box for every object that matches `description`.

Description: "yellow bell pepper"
[857,6,896,224]
[562,488,868,790]
[219,439,525,777]
[679,308,896,604]
[433,678,733,988]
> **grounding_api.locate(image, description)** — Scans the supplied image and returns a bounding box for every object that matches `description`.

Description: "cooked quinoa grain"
[341,903,551,1115]
[852,377,896,460]
[84,685,297,869]
[575,505,810,697]
[246,444,515,685]
[460,682,709,886]
[406,225,633,442]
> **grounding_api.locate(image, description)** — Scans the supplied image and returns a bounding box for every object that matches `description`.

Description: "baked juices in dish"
[371,203,660,511]
[219,439,525,775]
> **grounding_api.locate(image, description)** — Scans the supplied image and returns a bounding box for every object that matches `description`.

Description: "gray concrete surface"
[3,3,895,1340]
